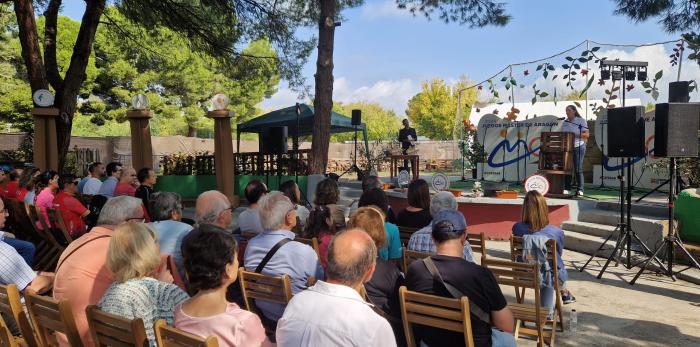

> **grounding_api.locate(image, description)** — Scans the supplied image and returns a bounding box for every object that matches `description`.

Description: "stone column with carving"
[127,109,154,170]
[32,107,60,171]
[207,109,237,206]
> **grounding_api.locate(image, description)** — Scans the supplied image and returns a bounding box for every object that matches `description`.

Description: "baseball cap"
[432,209,467,233]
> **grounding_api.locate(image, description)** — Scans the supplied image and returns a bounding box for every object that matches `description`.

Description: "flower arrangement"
[472,181,483,197]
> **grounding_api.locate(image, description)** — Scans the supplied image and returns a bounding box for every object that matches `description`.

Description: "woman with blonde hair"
[99,223,189,346]
[512,190,575,304]
[348,207,405,346]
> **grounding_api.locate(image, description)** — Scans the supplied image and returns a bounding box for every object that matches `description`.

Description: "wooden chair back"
[2,198,30,241]
[238,268,293,311]
[398,286,474,347]
[0,285,39,347]
[24,204,63,270]
[401,248,433,273]
[0,314,18,347]
[398,226,419,246]
[25,292,84,347]
[86,305,148,347]
[467,232,487,256]
[154,320,219,347]
[294,237,321,260]
[47,207,73,244]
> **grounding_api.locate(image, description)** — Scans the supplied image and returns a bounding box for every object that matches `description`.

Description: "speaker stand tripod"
[339,124,363,180]
[630,158,700,284]
[580,158,664,278]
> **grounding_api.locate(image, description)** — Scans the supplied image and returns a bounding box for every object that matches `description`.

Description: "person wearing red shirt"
[55,174,90,239]
[114,167,138,197]
[2,169,21,199]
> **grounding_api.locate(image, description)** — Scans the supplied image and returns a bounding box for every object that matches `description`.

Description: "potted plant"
[472,181,483,198]
[460,121,486,179]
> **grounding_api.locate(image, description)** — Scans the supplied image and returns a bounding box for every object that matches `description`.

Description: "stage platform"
[385,190,597,240]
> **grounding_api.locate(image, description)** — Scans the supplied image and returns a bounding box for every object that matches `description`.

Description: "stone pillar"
[207,109,238,206]
[32,107,59,171]
[127,109,154,170]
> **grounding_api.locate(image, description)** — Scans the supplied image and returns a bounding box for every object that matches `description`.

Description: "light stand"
[630,159,700,284]
[598,120,610,189]
[338,115,363,180]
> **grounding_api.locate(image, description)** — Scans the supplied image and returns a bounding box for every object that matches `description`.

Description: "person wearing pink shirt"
[175,228,270,347]
[34,170,59,231]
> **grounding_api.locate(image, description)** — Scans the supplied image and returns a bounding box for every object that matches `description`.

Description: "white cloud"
[360,0,412,20]
[333,77,419,116]
[259,88,305,112]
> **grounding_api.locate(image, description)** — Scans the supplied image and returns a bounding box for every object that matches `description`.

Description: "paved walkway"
[485,240,700,347]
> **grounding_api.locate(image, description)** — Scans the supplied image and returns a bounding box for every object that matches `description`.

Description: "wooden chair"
[0,284,38,347]
[398,226,419,246]
[86,305,148,347]
[0,314,18,347]
[467,232,487,262]
[46,208,73,244]
[510,235,563,332]
[401,247,433,273]
[25,292,84,347]
[482,258,553,347]
[4,199,52,269]
[154,320,219,347]
[294,237,321,260]
[398,286,474,347]
[24,204,63,271]
[238,268,293,338]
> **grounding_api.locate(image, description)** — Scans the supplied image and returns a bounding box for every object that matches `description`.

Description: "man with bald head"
[276,228,396,347]
[194,190,233,231]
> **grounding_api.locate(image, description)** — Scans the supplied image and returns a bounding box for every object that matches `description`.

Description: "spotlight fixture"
[611,66,623,81]
[637,66,647,81]
[625,66,636,81]
[601,65,611,80]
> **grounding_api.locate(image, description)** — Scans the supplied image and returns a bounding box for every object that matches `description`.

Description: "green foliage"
[406,78,478,140]
[331,101,402,142]
[0,4,31,132]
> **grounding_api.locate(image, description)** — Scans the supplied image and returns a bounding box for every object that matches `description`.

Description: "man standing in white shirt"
[276,228,397,347]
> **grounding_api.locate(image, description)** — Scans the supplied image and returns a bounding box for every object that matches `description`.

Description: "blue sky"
[60,0,681,115]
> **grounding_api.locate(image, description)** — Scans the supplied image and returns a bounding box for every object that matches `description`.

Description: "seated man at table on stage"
[398,118,417,171]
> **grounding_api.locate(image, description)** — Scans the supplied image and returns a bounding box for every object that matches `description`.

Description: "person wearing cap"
[405,209,515,347]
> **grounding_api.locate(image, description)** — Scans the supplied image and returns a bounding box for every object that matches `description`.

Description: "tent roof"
[237,104,365,137]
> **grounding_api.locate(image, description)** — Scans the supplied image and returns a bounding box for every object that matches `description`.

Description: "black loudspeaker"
[607,106,645,157]
[654,103,700,158]
[260,126,288,154]
[669,81,691,103]
[351,109,361,126]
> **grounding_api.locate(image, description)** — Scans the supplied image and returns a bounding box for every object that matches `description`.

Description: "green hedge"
[154,175,217,199]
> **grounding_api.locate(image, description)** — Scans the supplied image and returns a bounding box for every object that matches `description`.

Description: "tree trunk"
[310,0,336,174]
[13,0,47,91]
[54,0,105,170]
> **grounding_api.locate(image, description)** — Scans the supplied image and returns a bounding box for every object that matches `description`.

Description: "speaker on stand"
[339,110,364,180]
[259,126,288,188]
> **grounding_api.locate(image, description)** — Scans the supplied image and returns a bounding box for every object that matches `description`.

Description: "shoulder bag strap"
[255,238,291,273]
[422,257,492,325]
[56,235,111,273]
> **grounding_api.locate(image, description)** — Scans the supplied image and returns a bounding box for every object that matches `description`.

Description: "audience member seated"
[513,190,575,305]
[99,222,189,346]
[406,209,515,347]
[135,167,157,215]
[194,190,233,232]
[244,192,324,323]
[397,179,432,228]
[237,180,267,235]
[276,228,396,347]
[114,167,138,197]
[279,180,310,229]
[358,188,401,261]
[301,205,337,268]
[55,174,90,239]
[0,198,35,266]
[407,192,475,262]
[2,169,20,199]
[150,192,193,281]
[97,162,123,198]
[0,170,6,196]
[348,175,398,219]
[313,178,340,207]
[175,228,271,346]
[34,170,59,230]
[17,167,40,203]
[53,196,143,347]
[81,162,104,195]
[347,207,405,346]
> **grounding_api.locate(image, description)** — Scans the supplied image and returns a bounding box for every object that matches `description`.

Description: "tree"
[331,101,402,142]
[406,78,479,140]
[309,0,511,173]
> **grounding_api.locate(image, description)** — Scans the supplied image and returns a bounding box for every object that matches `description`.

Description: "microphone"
[557,117,566,120]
